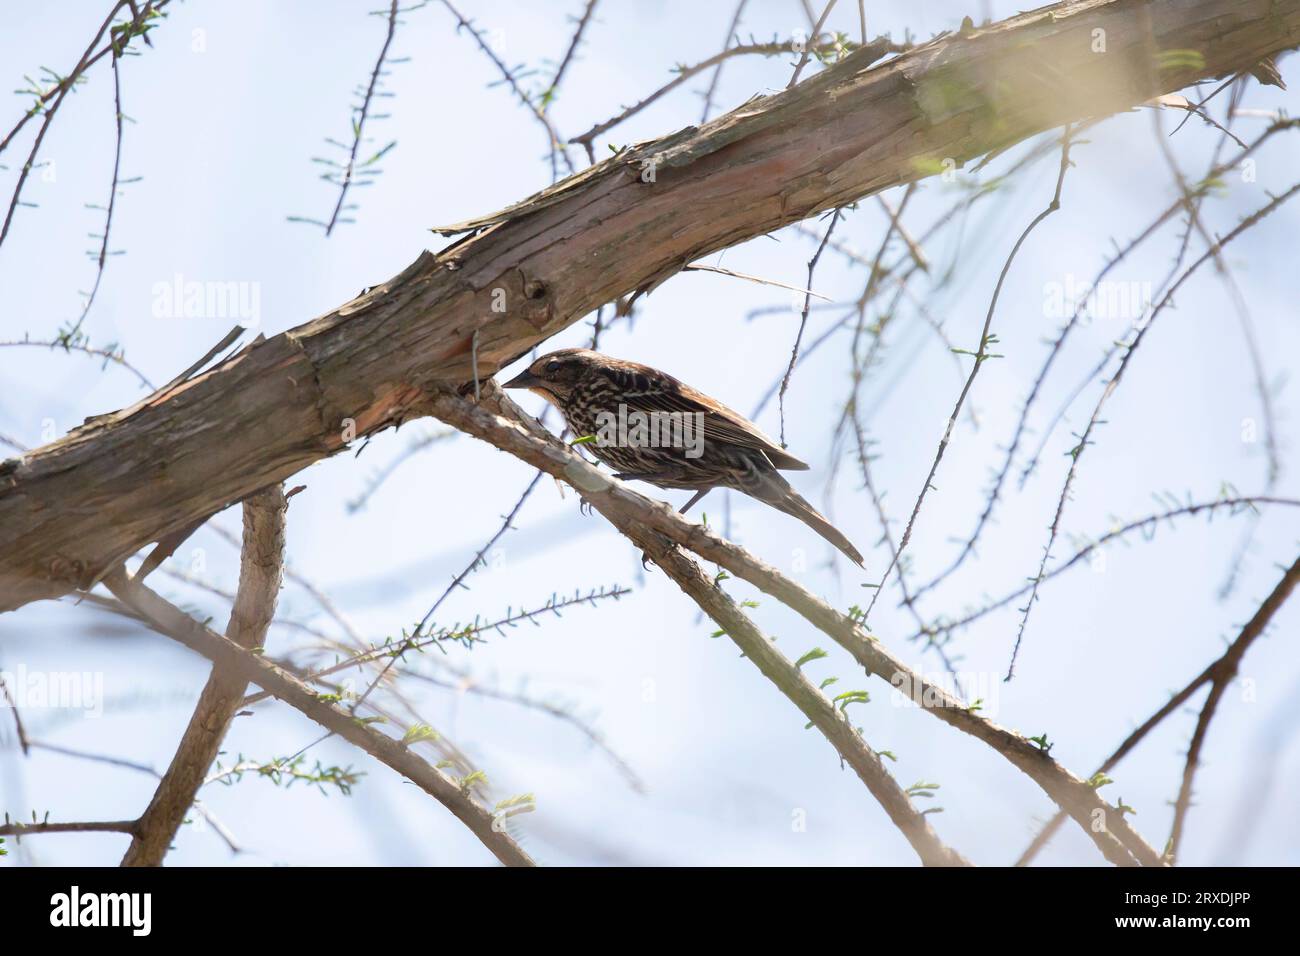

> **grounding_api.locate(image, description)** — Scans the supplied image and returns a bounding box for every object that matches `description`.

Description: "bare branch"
[71,51,127,336]
[0,1,167,252]
[682,263,832,300]
[0,335,155,390]
[7,0,1300,613]
[0,818,136,837]
[641,527,969,866]
[548,0,599,96]
[428,386,1162,866]
[1018,552,1300,865]
[102,566,535,866]
[865,127,1077,628]
[324,0,402,236]
[779,207,843,445]
[399,664,646,794]
[1012,178,1300,676]
[700,0,751,123]
[436,0,575,178]
[1167,553,1300,860]
[788,1,840,88]
[121,485,287,866]
[573,34,900,150]
[911,495,1300,643]
[0,670,29,754]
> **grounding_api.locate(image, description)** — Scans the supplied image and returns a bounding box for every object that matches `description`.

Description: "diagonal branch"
[907,495,1300,643]
[1166,553,1300,861]
[120,485,287,866]
[788,0,840,88]
[640,531,970,866]
[323,0,402,236]
[0,0,167,253]
[548,0,599,96]
[101,565,534,867]
[415,395,966,862]
[1012,178,1300,675]
[427,385,1162,866]
[700,0,751,123]
[1017,552,1300,865]
[572,35,892,151]
[863,125,1076,627]
[437,0,575,178]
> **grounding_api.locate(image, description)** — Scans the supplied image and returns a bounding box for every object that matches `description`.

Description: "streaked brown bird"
[503,348,864,566]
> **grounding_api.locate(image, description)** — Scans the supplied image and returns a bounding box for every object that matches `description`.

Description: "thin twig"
[351,470,546,713]
[1167,553,1300,860]
[400,664,646,793]
[910,495,1300,644]
[245,585,630,707]
[0,670,29,754]
[324,0,401,236]
[778,208,842,446]
[788,0,839,88]
[346,427,458,512]
[0,1,165,252]
[0,336,155,389]
[1018,552,1300,865]
[699,0,751,123]
[865,127,1077,626]
[437,0,575,179]
[548,0,599,97]
[683,262,832,300]
[71,51,127,336]
[572,34,892,149]
[1011,179,1300,678]
[0,818,136,837]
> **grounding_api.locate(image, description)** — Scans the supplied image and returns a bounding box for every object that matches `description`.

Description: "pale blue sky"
[1,0,1298,866]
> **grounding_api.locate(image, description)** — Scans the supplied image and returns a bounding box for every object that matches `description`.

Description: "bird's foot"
[578,497,594,516]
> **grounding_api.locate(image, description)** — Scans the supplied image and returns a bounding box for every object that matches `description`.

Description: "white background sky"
[1,0,1298,866]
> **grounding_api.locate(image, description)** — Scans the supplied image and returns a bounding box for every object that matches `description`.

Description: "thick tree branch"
[4,0,1299,612]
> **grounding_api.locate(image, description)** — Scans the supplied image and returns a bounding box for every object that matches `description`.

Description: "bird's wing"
[608,366,810,471]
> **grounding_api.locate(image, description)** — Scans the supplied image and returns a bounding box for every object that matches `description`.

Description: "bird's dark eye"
[545,360,561,376]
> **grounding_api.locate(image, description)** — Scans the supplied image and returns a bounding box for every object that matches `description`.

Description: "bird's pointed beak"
[502,369,540,390]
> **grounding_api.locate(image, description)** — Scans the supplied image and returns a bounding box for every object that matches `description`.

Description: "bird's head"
[502,348,599,405]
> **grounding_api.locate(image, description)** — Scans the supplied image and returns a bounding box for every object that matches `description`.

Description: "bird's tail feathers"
[759,478,865,567]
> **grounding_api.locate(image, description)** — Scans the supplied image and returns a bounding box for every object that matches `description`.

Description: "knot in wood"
[47,554,87,586]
